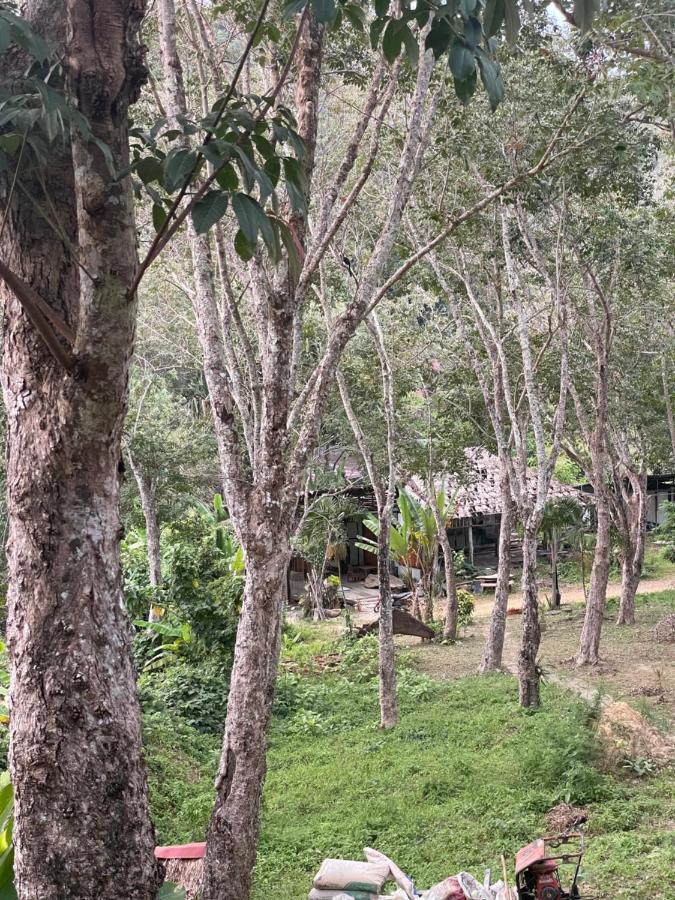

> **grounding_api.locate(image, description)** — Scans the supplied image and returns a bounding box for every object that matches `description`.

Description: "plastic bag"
[363,848,417,899]
[423,876,465,900]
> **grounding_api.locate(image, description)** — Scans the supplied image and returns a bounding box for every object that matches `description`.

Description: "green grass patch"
[142,634,675,899]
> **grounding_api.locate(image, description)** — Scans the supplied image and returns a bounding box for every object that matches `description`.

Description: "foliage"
[0,771,14,899]
[139,658,230,735]
[143,710,220,844]
[143,661,673,900]
[126,502,244,660]
[455,589,475,628]
[295,496,361,571]
[653,502,675,544]
[662,543,675,564]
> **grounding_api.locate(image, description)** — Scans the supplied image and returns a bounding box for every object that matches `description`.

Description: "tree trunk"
[377,511,397,729]
[480,472,514,672]
[0,0,162,896]
[662,355,675,465]
[577,491,611,665]
[201,552,288,900]
[128,450,163,621]
[440,532,458,641]
[616,476,646,626]
[550,534,560,609]
[518,524,541,708]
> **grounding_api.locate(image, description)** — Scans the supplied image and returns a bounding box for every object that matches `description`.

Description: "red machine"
[515,834,586,900]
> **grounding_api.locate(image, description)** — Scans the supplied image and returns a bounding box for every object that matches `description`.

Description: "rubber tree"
[334,312,399,728]
[0,0,162,895]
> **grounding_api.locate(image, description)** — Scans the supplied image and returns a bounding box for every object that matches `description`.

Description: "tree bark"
[662,355,675,464]
[201,553,287,900]
[480,471,514,672]
[128,451,162,588]
[616,471,647,626]
[518,524,541,707]
[440,530,458,641]
[577,490,611,665]
[377,512,397,729]
[0,0,162,896]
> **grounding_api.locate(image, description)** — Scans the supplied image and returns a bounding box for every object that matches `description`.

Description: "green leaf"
[264,155,281,187]
[400,23,419,68]
[483,0,505,37]
[277,221,301,280]
[158,884,186,900]
[162,148,198,193]
[282,0,307,18]
[503,0,521,45]
[232,192,265,245]
[458,0,478,19]
[310,0,336,25]
[464,16,481,49]
[343,4,365,32]
[0,21,11,55]
[135,157,163,185]
[234,229,255,261]
[370,16,387,51]
[453,68,477,104]
[382,19,403,64]
[215,162,239,191]
[374,0,389,17]
[425,19,452,59]
[476,49,504,110]
[449,40,475,81]
[573,0,599,34]
[0,134,21,156]
[191,190,229,234]
[152,203,167,233]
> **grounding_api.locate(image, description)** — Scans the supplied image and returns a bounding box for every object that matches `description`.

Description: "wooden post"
[468,523,474,565]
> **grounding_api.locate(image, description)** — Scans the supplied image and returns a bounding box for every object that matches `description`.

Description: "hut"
[406,448,587,566]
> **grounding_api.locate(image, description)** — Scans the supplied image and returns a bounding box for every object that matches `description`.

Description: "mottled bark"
[615,469,647,626]
[518,525,541,707]
[438,525,458,641]
[662,355,675,464]
[377,513,397,729]
[0,0,161,896]
[577,491,611,665]
[128,451,162,589]
[201,552,287,900]
[480,471,514,672]
[335,312,398,729]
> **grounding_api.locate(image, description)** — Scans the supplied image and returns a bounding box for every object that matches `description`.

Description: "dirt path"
[405,582,675,724]
[471,574,675,617]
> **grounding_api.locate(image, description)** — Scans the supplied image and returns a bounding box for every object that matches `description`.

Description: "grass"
[144,630,675,900]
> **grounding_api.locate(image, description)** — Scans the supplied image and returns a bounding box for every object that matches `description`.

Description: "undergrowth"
[142,625,675,900]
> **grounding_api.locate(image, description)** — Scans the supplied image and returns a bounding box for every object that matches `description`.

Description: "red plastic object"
[154,842,206,860]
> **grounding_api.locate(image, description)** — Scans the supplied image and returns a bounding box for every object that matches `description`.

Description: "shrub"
[457,589,475,627]
[662,544,675,564]
[139,658,231,734]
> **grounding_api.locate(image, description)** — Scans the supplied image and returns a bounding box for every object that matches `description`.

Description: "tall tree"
[0,0,162,895]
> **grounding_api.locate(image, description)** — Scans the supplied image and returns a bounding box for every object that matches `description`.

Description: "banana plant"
[356,488,449,620]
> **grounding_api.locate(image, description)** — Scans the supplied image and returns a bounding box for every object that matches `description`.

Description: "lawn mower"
[514,833,587,900]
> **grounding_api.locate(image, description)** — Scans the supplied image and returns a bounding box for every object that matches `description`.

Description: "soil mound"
[544,803,589,833]
[652,613,675,643]
[598,701,674,766]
